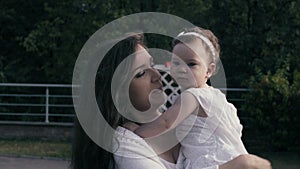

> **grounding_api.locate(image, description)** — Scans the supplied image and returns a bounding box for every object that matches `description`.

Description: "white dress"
[176,87,248,169]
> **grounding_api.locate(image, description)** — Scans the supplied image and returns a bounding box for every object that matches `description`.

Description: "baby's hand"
[123,122,140,131]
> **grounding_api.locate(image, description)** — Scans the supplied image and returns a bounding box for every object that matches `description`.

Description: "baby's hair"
[173,27,220,66]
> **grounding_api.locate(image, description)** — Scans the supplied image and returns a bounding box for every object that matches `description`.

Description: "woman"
[71,33,272,169]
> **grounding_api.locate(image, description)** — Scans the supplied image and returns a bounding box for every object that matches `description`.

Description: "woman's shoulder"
[115,126,139,137]
[113,126,159,158]
[114,126,169,169]
[114,126,145,145]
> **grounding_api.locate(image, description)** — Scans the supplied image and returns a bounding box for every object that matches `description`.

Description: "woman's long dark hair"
[71,34,145,169]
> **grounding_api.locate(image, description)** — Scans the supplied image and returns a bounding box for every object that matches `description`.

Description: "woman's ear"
[206,63,216,78]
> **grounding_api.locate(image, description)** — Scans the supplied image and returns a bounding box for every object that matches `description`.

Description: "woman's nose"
[150,68,162,82]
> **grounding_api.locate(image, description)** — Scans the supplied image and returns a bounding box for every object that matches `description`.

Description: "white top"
[114,126,221,169]
[176,87,248,169]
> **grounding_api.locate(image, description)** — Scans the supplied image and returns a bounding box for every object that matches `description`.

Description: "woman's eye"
[187,63,196,67]
[135,70,146,78]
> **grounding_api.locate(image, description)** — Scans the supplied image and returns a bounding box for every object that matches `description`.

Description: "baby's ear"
[206,63,216,78]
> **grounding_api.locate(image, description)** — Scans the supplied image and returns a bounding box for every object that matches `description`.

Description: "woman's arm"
[219,154,272,169]
[114,155,167,169]
[134,92,200,138]
[182,154,271,169]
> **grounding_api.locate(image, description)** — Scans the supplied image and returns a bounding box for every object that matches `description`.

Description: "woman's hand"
[219,154,272,169]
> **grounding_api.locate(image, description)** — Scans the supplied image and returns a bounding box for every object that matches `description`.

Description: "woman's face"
[129,44,163,111]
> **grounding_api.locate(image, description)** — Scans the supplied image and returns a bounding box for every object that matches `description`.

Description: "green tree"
[243,58,300,151]
[240,0,300,151]
[0,0,48,82]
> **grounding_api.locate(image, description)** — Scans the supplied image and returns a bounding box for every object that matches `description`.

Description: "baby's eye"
[135,70,146,78]
[187,63,196,67]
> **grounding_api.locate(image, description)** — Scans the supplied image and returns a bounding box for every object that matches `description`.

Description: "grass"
[0,139,299,169]
[0,139,71,159]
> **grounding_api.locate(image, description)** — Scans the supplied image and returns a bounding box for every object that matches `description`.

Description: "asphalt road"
[0,156,70,169]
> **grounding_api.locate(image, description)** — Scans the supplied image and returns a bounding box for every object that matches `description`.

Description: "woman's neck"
[158,144,180,163]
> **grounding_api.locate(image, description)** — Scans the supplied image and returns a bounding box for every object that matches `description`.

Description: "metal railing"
[0,83,78,125]
[0,81,250,126]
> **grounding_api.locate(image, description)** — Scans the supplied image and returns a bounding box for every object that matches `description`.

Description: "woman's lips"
[157,82,163,90]
[158,85,163,90]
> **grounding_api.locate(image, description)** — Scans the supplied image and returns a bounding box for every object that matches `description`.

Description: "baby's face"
[171,40,210,90]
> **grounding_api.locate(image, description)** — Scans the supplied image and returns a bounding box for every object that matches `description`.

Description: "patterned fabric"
[176,87,248,169]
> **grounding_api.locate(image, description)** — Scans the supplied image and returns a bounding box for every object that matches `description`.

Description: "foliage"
[1,0,298,85]
[239,0,300,151]
[242,57,300,151]
[0,0,300,151]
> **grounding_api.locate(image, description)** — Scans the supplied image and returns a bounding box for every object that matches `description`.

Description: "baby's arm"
[134,92,199,138]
